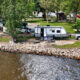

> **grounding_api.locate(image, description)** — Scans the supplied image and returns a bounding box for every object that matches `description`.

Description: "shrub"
[72,20,80,32]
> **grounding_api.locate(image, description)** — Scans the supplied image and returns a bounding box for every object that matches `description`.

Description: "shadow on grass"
[74,30,80,34]
[15,36,35,43]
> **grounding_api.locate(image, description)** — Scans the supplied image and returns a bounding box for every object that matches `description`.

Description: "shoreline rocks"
[0,41,80,60]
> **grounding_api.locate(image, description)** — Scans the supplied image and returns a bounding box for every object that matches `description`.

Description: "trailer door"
[41,28,44,37]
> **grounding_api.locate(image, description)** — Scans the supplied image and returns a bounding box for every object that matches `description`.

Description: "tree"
[26,0,35,17]
[0,0,3,18]
[39,0,52,24]
[61,0,80,22]
[38,0,63,22]
[51,0,62,22]
[2,0,17,39]
[34,0,47,21]
[1,0,35,41]
[73,20,80,32]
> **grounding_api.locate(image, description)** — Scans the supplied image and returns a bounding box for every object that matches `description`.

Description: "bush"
[72,20,80,32]
[15,35,35,42]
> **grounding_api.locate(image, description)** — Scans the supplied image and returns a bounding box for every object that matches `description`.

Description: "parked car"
[77,15,80,18]
[75,34,80,40]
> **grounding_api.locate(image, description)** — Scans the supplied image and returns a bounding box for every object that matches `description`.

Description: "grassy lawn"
[53,41,80,49]
[0,37,10,42]
[27,18,75,33]
[27,18,43,23]
[0,36,34,43]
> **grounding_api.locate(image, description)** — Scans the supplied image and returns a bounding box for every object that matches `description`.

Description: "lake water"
[0,52,80,80]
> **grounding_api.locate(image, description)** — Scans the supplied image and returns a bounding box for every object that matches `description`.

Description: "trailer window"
[52,30,55,33]
[57,30,61,33]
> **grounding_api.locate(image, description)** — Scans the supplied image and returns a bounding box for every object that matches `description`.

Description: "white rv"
[35,26,71,40]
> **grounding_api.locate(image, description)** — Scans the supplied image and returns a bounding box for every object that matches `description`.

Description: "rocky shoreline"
[0,41,80,59]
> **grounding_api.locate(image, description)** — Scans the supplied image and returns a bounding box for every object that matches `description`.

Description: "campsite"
[0,0,80,80]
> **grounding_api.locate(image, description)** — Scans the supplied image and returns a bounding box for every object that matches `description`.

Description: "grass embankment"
[53,41,80,49]
[0,37,10,42]
[27,18,75,33]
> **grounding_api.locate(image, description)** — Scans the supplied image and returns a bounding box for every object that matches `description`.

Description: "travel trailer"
[35,26,71,40]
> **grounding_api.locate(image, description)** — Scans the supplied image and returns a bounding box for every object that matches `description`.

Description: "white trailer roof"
[35,26,64,29]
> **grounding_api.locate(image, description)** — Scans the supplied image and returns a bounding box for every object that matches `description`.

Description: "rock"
[0,42,80,59]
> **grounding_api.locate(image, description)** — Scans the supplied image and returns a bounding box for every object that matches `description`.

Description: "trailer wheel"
[77,36,80,40]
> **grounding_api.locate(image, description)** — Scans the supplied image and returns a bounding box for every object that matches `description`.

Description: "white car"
[75,34,80,40]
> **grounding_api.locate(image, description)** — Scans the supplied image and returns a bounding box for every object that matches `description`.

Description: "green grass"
[27,18,43,23]
[40,21,75,33]
[53,41,80,49]
[27,18,75,33]
[0,37,10,42]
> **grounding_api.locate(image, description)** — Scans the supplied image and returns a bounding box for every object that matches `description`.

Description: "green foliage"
[38,0,64,22]
[39,0,52,24]
[72,20,80,32]
[0,0,35,38]
[61,0,80,22]
[26,1,35,17]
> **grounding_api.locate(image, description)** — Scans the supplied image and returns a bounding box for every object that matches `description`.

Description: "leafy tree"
[2,0,17,39]
[51,0,62,22]
[61,0,80,22]
[26,0,35,17]
[1,0,35,41]
[39,0,52,24]
[34,0,47,21]
[38,0,63,22]
[73,20,80,32]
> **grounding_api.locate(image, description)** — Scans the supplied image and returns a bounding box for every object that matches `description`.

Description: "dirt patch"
[28,23,40,28]
[52,40,76,45]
